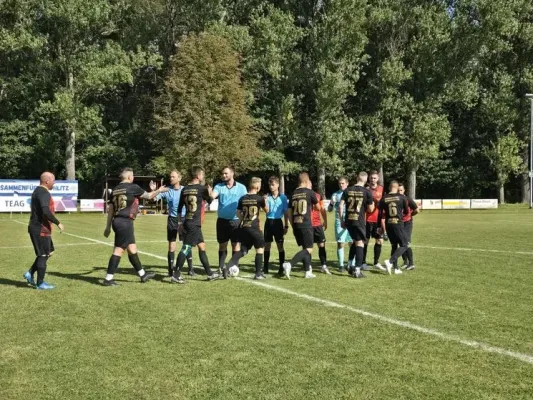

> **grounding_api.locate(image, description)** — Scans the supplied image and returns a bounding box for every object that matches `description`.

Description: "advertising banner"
[80,199,105,212]
[442,199,471,209]
[0,179,78,212]
[470,199,498,209]
[421,199,442,210]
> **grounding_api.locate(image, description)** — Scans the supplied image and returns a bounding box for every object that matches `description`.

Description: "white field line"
[413,244,533,256]
[10,220,533,366]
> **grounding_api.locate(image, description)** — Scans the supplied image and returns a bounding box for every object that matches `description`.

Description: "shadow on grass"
[0,277,33,289]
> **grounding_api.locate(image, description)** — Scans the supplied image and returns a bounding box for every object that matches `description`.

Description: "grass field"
[1,208,533,399]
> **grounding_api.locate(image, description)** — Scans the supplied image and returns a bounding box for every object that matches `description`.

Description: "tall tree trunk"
[499,183,505,204]
[521,169,529,204]
[65,127,75,180]
[379,164,384,187]
[317,166,326,198]
[407,166,417,199]
[65,71,75,180]
[280,173,286,194]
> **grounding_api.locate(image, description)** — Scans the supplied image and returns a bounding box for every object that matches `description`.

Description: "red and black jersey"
[366,185,384,223]
[110,182,145,220]
[178,184,211,226]
[29,186,60,236]
[341,185,373,227]
[379,193,410,225]
[311,192,325,227]
[402,196,418,222]
[288,187,318,228]
[237,194,266,229]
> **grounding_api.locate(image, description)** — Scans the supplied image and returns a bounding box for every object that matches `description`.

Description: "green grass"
[1,209,533,399]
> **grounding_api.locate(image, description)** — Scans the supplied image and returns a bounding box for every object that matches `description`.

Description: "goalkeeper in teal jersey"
[328,176,352,272]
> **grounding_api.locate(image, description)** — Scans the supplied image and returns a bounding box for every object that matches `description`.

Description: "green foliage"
[2,0,533,200]
[155,33,259,181]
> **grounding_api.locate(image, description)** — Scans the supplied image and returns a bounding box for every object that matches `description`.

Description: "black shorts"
[313,226,326,244]
[386,224,409,247]
[366,222,383,240]
[182,222,204,246]
[264,219,284,244]
[216,218,240,244]
[167,216,183,242]
[293,227,314,249]
[28,228,54,256]
[112,217,135,249]
[404,220,413,242]
[347,225,366,242]
[239,227,265,249]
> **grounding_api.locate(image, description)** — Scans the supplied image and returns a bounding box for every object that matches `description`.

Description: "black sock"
[290,249,309,266]
[363,244,368,264]
[374,244,382,265]
[106,255,121,276]
[199,250,213,276]
[264,251,271,273]
[355,246,364,267]
[218,250,227,271]
[174,252,187,278]
[348,244,356,265]
[30,257,39,275]
[255,253,263,276]
[390,246,408,264]
[319,247,327,265]
[128,253,143,273]
[279,250,285,265]
[406,247,414,265]
[36,256,48,285]
[167,251,175,275]
[228,249,245,268]
[303,252,312,272]
[187,255,193,271]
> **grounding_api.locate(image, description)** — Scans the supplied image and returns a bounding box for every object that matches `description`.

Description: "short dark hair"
[298,172,310,184]
[369,170,379,176]
[338,176,348,183]
[120,167,133,179]
[190,166,204,178]
[269,176,280,184]
[222,166,235,173]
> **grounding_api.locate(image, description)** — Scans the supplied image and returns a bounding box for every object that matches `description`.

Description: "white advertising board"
[80,199,105,212]
[0,179,78,212]
[421,199,442,210]
[470,199,498,209]
[442,199,471,209]
[414,199,422,209]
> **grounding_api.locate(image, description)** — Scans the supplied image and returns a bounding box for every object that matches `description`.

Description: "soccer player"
[210,166,248,273]
[283,172,320,279]
[328,177,352,272]
[172,166,219,283]
[398,183,419,270]
[103,168,165,286]
[338,172,374,278]
[151,170,194,277]
[225,178,269,279]
[263,176,289,275]
[378,180,411,275]
[311,185,330,274]
[364,171,386,271]
[23,172,65,289]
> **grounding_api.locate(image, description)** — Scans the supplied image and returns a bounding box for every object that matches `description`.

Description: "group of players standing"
[103,165,419,285]
[22,166,419,289]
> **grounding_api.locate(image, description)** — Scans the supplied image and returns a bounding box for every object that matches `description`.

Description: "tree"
[484,132,525,203]
[155,33,259,181]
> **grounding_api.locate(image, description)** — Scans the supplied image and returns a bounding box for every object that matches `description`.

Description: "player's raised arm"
[104,203,114,237]
[409,197,419,216]
[366,190,375,214]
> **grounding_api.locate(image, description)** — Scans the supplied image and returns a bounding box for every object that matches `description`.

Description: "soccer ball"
[229,265,240,277]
